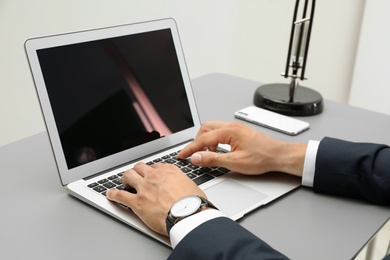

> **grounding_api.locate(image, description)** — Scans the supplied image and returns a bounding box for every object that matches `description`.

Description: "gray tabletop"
[1,73,389,260]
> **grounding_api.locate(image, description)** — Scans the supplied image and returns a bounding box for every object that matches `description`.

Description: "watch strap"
[165,196,218,236]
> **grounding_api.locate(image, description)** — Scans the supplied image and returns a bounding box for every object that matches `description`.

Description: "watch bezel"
[170,195,202,218]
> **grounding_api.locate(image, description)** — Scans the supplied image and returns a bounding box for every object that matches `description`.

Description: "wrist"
[277,142,307,177]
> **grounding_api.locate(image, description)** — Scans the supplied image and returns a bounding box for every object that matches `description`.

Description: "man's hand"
[178,121,306,176]
[107,121,306,237]
[106,162,206,236]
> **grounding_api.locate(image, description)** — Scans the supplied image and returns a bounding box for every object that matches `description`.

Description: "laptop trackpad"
[204,179,268,218]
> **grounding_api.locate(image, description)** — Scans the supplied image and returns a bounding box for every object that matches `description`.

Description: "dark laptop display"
[36,29,194,169]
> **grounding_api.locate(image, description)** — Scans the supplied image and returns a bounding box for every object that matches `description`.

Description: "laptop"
[25,18,300,246]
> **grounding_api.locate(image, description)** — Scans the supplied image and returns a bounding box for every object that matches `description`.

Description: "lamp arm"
[300,0,315,80]
[284,0,300,79]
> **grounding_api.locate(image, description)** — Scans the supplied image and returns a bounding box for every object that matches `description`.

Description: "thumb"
[190,151,225,168]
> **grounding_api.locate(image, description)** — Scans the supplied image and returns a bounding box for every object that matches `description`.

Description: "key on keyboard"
[87,149,230,196]
[145,149,230,186]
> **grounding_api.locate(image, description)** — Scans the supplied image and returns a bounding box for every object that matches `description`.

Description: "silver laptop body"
[25,18,300,246]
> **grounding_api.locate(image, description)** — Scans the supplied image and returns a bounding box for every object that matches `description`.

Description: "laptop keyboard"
[87,149,230,197]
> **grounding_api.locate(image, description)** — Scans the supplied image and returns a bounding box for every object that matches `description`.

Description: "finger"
[132,162,153,177]
[194,121,225,136]
[150,162,176,170]
[106,189,135,205]
[205,145,218,152]
[121,168,143,189]
[177,121,224,158]
[179,129,228,159]
[178,141,209,159]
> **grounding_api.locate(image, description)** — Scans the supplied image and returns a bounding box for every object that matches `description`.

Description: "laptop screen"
[36,28,194,169]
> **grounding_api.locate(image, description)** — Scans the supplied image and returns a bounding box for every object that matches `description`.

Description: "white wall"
[349,0,390,115]
[0,0,365,146]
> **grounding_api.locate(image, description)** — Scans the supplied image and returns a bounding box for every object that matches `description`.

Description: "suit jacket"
[314,137,390,205]
[168,217,288,260]
[169,137,390,259]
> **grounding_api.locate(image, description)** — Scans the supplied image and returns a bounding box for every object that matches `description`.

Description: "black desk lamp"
[254,0,323,116]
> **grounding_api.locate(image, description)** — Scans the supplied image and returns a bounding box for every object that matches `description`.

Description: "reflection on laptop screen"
[37,29,194,169]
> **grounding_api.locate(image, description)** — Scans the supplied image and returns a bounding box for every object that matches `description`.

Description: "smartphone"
[234,106,310,135]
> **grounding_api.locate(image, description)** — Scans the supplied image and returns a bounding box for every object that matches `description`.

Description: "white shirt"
[170,140,320,248]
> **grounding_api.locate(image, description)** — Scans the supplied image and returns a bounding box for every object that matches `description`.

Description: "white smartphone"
[234,106,310,135]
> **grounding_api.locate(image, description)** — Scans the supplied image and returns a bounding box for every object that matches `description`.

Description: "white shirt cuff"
[169,209,225,249]
[302,140,320,187]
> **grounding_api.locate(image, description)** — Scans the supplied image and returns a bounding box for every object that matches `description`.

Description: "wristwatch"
[166,195,218,235]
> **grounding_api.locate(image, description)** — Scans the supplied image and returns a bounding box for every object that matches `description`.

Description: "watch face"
[171,196,202,218]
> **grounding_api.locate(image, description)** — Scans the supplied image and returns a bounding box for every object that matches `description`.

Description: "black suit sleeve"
[168,217,288,260]
[314,137,390,205]
[169,137,390,260]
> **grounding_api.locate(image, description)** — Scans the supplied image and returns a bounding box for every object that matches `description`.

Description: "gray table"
[1,73,389,260]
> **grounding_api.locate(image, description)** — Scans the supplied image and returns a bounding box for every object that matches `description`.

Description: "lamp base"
[253,83,323,116]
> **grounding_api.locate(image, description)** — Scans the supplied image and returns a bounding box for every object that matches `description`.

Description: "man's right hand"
[178,121,306,177]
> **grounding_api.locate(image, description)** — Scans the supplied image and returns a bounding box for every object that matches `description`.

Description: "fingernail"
[191,153,202,165]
